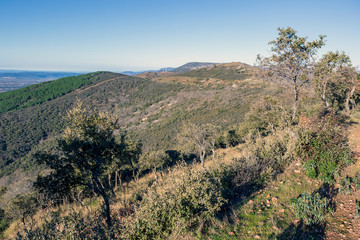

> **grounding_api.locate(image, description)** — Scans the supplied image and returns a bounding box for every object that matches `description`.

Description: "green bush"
[356,200,360,217]
[125,164,225,239]
[296,116,354,183]
[291,192,330,226]
[340,176,353,194]
[0,208,8,235]
[340,173,360,194]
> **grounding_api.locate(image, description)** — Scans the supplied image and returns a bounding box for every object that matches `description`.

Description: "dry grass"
[5,145,245,239]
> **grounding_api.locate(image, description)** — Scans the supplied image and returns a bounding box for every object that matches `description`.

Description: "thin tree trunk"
[321,81,330,109]
[93,175,112,229]
[108,173,111,189]
[119,171,122,188]
[200,150,206,169]
[345,85,356,116]
[114,170,118,191]
[154,167,158,186]
[292,84,299,121]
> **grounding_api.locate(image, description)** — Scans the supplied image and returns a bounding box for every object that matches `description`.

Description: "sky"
[0,0,359,72]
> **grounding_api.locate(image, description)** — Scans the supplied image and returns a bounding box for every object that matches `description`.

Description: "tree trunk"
[200,150,206,169]
[93,175,112,229]
[114,171,118,191]
[132,168,137,182]
[345,85,356,116]
[212,148,215,160]
[119,171,122,188]
[292,84,299,121]
[154,167,158,186]
[108,173,111,189]
[321,81,330,109]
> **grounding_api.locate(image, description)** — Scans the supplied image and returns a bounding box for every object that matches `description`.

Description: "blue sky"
[0,0,359,71]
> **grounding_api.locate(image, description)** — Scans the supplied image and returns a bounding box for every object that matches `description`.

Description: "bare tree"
[139,150,170,186]
[257,27,326,120]
[179,123,218,169]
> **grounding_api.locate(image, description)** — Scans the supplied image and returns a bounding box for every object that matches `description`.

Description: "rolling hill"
[0,62,293,202]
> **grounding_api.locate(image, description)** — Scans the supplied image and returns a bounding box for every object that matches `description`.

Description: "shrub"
[124,164,225,239]
[356,200,360,217]
[0,208,8,235]
[7,193,39,225]
[340,176,353,194]
[340,173,360,194]
[211,128,296,200]
[291,192,330,226]
[296,115,354,183]
[16,210,118,240]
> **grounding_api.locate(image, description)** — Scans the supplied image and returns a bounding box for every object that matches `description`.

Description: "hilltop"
[170,62,218,73]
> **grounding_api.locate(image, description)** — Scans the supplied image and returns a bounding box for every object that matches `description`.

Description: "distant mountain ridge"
[170,62,218,73]
[121,67,174,76]
[121,62,218,76]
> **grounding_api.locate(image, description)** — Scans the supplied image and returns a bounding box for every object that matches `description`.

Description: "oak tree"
[258,27,326,120]
[34,101,129,228]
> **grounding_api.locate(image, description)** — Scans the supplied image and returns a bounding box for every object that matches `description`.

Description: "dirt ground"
[326,119,360,240]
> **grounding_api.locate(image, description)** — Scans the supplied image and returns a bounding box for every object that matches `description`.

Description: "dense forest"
[1,27,360,239]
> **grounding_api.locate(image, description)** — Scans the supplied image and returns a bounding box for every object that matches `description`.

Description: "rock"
[228,232,235,236]
[266,194,271,198]
[254,235,261,239]
[279,208,285,213]
[294,170,301,173]
[272,197,278,204]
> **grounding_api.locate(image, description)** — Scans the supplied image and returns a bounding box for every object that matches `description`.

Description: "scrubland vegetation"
[1,27,360,239]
